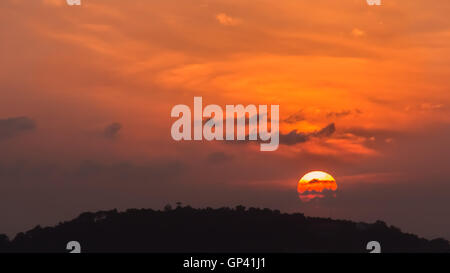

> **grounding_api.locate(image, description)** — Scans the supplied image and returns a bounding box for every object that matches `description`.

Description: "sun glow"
[297,171,337,202]
[299,171,335,184]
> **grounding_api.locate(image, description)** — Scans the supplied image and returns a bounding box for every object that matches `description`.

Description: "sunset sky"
[1,0,450,240]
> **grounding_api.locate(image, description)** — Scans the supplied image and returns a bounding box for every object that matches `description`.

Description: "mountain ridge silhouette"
[1,205,448,253]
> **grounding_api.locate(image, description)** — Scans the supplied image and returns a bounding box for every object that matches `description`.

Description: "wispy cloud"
[104,122,122,139]
[280,123,336,145]
[216,13,241,26]
[0,117,36,140]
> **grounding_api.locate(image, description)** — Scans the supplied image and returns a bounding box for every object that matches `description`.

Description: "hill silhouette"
[0,205,448,253]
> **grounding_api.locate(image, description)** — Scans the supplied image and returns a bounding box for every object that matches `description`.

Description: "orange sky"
[1,0,450,240]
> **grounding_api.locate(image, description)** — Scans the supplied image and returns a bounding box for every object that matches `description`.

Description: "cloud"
[326,109,361,119]
[280,123,336,145]
[342,127,401,144]
[216,13,241,26]
[223,122,336,146]
[279,130,309,145]
[297,178,337,203]
[0,117,36,140]
[405,103,445,112]
[206,152,234,164]
[284,110,306,124]
[103,122,122,139]
[313,123,336,138]
[285,109,360,124]
[351,28,365,37]
[203,114,270,128]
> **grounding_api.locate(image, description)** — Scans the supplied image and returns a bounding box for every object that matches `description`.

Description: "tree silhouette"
[0,206,448,253]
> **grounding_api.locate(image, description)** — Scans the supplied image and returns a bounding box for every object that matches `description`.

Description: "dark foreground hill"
[0,206,448,253]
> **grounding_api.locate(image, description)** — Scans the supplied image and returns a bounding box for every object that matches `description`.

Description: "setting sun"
[299,171,336,184]
[298,171,338,202]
